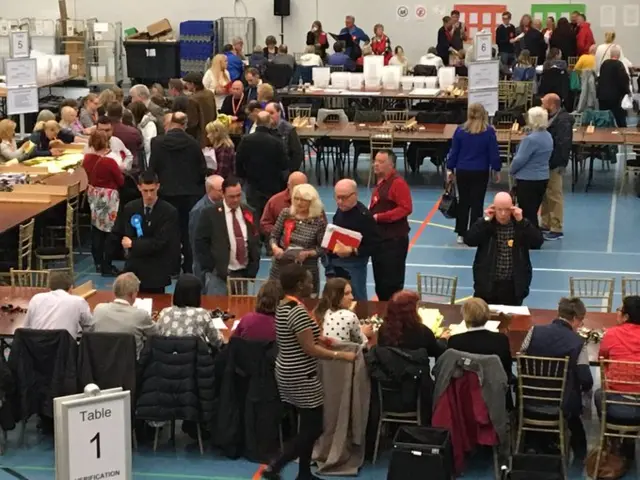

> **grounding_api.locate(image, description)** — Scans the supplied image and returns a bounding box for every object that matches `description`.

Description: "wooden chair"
[0,218,35,285]
[592,359,640,477]
[498,80,516,108]
[44,181,81,249]
[569,277,615,312]
[226,277,268,297]
[416,273,458,304]
[10,269,51,288]
[456,76,468,90]
[567,56,578,71]
[570,112,583,127]
[622,277,640,298]
[515,354,570,479]
[495,129,512,187]
[287,104,312,121]
[383,110,409,123]
[35,203,75,278]
[368,128,394,188]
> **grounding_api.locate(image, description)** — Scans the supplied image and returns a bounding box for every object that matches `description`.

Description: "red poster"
[453,4,507,42]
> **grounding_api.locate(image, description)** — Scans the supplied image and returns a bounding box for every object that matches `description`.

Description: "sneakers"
[543,231,564,241]
[456,235,465,245]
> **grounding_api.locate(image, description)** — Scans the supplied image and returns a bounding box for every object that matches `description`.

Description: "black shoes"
[101,265,121,277]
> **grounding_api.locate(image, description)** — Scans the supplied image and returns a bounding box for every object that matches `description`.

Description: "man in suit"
[189,175,224,282]
[194,176,261,295]
[129,84,165,134]
[265,101,304,172]
[113,171,180,293]
[92,272,159,357]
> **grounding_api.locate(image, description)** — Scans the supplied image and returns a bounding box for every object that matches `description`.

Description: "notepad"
[450,320,501,336]
[133,298,152,315]
[212,316,228,330]
[489,305,531,316]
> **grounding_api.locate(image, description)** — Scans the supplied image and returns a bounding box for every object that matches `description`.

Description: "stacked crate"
[179,21,216,76]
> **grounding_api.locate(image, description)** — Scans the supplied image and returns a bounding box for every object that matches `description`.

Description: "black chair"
[264,63,294,89]
[413,64,437,77]
[291,65,313,85]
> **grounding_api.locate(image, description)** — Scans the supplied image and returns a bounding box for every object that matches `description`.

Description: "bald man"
[325,179,380,299]
[261,171,308,238]
[219,80,247,121]
[236,111,288,245]
[465,192,543,306]
[149,111,207,273]
[540,93,574,240]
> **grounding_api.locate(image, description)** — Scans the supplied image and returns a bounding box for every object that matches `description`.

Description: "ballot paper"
[231,320,240,331]
[212,316,228,330]
[489,305,531,315]
[133,298,153,315]
[450,320,501,336]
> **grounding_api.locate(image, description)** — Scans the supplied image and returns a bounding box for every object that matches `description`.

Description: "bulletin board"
[530,4,587,22]
[454,4,507,42]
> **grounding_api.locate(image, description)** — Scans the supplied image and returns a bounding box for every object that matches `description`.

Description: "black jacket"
[113,198,180,288]
[274,120,304,172]
[194,201,261,279]
[447,330,513,382]
[330,201,380,259]
[549,31,577,60]
[523,29,546,65]
[496,24,516,54]
[236,126,288,197]
[150,129,207,198]
[219,95,247,122]
[214,337,281,462]
[0,354,15,431]
[547,109,574,169]
[78,332,137,403]
[598,59,630,103]
[9,329,78,421]
[136,336,216,423]
[465,217,543,302]
[436,27,452,66]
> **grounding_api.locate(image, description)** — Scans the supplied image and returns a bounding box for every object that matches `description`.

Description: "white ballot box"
[54,384,132,480]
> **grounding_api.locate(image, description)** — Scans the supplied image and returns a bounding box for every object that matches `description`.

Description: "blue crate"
[180,20,215,37]
[179,41,213,60]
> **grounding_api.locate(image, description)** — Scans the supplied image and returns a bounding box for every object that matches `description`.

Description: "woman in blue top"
[446,103,501,243]
[510,106,553,229]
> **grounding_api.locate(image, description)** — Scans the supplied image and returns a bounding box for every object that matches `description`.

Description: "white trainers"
[457,235,465,245]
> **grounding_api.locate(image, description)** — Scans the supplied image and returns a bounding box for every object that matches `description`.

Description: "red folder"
[322,224,363,251]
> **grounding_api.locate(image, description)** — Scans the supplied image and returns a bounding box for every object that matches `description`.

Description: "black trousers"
[164,195,201,274]
[455,170,489,236]
[372,235,409,301]
[246,186,270,246]
[476,279,523,306]
[599,98,627,127]
[270,405,324,479]
[139,286,166,294]
[516,179,548,228]
[90,226,114,270]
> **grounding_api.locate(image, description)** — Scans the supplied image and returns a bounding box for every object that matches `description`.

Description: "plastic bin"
[509,454,564,480]
[124,41,180,84]
[387,426,453,480]
[179,20,214,37]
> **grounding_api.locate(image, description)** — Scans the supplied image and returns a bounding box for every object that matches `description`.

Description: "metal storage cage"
[0,19,27,75]
[216,17,255,56]
[20,18,57,55]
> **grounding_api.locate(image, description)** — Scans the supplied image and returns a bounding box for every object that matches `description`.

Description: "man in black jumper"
[326,179,380,300]
[370,149,413,301]
[496,11,516,67]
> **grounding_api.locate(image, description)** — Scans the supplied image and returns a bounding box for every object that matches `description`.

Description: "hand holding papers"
[322,224,362,254]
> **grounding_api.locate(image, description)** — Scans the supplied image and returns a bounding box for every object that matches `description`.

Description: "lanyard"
[232,93,244,116]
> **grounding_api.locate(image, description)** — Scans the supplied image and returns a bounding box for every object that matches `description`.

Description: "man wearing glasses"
[326,179,380,300]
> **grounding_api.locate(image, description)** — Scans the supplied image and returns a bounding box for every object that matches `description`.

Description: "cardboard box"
[147,18,171,37]
[63,34,86,77]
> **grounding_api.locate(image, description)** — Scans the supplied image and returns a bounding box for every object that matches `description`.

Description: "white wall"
[2,0,638,70]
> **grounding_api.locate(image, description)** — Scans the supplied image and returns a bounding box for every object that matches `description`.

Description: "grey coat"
[313,342,370,476]
[577,69,598,113]
[432,349,510,465]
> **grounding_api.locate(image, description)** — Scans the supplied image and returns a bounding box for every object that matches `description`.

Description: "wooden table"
[280,87,467,102]
[0,167,87,234]
[0,287,617,357]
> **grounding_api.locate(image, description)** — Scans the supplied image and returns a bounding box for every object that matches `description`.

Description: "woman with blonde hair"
[79,93,100,128]
[0,119,30,164]
[31,119,75,157]
[205,120,235,178]
[446,103,501,243]
[270,184,327,294]
[257,83,275,105]
[97,89,117,116]
[595,31,630,75]
[510,106,553,228]
[203,54,231,108]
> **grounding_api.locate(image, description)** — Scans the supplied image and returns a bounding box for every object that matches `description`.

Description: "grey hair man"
[129,84,165,132]
[190,174,224,278]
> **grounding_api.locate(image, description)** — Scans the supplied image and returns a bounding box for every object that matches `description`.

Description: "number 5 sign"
[55,385,132,480]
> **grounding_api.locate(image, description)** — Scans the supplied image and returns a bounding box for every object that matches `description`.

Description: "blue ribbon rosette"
[130,214,143,237]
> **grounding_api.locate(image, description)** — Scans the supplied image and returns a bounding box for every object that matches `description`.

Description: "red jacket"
[432,371,497,474]
[82,153,124,190]
[576,22,595,55]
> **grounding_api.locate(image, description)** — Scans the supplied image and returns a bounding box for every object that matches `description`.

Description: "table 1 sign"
[54,384,132,480]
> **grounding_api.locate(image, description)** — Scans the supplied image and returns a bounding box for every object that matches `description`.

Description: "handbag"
[585,441,629,480]
[439,182,458,219]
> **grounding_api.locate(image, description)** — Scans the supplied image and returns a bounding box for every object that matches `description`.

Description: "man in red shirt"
[370,149,413,300]
[575,13,595,55]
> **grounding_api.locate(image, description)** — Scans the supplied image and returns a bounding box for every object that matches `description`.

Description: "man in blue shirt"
[339,15,370,58]
[327,42,356,71]
[223,44,245,82]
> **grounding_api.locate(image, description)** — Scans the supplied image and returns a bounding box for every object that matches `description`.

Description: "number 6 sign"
[54,385,132,480]
[474,31,493,61]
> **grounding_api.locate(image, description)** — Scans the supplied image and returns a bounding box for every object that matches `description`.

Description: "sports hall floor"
[1,134,639,479]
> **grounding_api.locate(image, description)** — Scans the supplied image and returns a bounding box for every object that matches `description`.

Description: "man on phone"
[465,191,543,306]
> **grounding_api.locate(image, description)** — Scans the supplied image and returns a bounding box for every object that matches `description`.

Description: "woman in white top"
[298,44,323,67]
[388,46,410,74]
[313,278,371,345]
[129,101,157,170]
[203,54,231,108]
[595,31,631,75]
[0,119,28,164]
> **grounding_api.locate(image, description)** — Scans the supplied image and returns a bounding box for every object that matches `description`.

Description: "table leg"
[586,146,596,192]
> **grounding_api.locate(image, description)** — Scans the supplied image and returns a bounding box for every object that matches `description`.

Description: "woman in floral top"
[157,274,223,347]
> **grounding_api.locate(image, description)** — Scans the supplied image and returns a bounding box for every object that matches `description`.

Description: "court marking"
[408,198,442,251]
[454,295,472,304]
[407,244,640,256]
[606,157,622,253]
[0,465,246,480]
[426,222,455,231]
[403,264,640,275]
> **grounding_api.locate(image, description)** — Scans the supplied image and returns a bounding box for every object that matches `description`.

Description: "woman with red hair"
[378,290,445,356]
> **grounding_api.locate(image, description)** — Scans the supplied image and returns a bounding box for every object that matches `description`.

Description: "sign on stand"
[474,30,493,62]
[468,60,499,116]
[54,384,132,480]
[5,31,37,137]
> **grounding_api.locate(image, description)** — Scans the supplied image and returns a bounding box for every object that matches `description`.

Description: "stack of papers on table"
[321,224,362,251]
[409,88,441,96]
[449,320,501,336]
[489,305,531,315]
[133,298,153,315]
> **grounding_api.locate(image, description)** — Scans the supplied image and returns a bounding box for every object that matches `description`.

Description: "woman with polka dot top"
[313,278,372,345]
[157,274,223,348]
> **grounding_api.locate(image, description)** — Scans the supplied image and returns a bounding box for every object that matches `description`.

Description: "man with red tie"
[370,149,413,300]
[194,176,261,295]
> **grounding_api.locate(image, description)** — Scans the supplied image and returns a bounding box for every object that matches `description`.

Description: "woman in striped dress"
[262,264,355,480]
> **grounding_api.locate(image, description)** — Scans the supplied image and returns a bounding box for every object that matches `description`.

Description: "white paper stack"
[489,305,531,315]
[449,320,501,336]
[212,316,228,330]
[312,67,330,88]
[321,224,363,250]
[438,66,456,90]
[133,298,153,315]
[409,88,440,97]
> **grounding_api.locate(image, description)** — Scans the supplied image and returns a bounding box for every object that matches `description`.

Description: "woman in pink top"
[595,295,640,422]
[233,281,283,342]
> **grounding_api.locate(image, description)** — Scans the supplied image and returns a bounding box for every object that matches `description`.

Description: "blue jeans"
[499,52,515,67]
[204,271,228,296]
[328,257,369,300]
[594,388,640,421]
